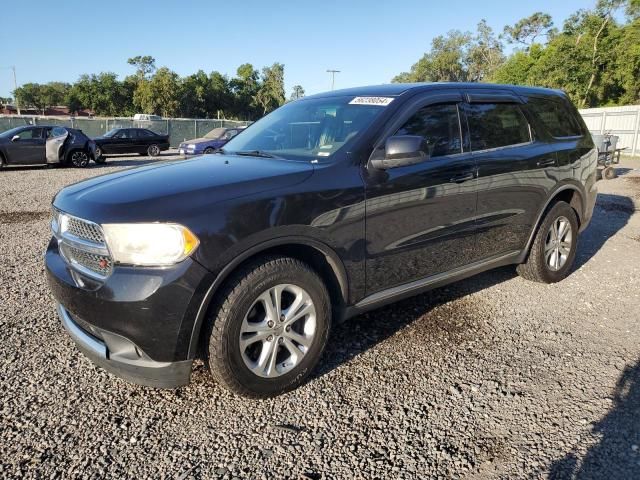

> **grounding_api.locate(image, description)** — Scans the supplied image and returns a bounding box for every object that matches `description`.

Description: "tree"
[230,63,260,119]
[467,20,505,81]
[502,12,555,46]
[70,73,131,116]
[134,67,182,117]
[393,30,472,82]
[127,55,156,79]
[255,63,285,115]
[14,83,47,113]
[290,85,305,100]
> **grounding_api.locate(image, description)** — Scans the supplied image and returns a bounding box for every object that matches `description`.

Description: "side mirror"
[11,135,20,142]
[370,135,429,170]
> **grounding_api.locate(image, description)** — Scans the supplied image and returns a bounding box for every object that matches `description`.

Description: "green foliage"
[290,85,305,100]
[393,21,503,83]
[394,1,640,107]
[14,82,71,113]
[255,63,286,115]
[502,12,555,46]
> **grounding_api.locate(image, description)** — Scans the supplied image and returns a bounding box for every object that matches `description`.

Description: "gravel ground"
[1,153,639,479]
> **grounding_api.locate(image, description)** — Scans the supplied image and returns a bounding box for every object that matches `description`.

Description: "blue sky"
[0,0,596,99]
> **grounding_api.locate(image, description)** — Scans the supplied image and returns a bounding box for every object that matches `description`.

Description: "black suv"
[46,83,597,397]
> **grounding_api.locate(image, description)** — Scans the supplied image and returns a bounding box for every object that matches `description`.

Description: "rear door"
[45,127,69,163]
[364,91,479,294]
[462,89,559,259]
[7,127,45,164]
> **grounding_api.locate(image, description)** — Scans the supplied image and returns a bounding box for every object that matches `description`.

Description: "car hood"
[53,155,314,224]
[184,137,221,145]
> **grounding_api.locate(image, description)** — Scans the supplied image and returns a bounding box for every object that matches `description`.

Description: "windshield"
[103,128,120,137]
[222,96,388,160]
[0,126,25,138]
[204,127,226,139]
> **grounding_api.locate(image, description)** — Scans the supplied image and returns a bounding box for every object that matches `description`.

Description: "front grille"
[53,210,113,280]
[66,216,105,244]
[60,243,112,277]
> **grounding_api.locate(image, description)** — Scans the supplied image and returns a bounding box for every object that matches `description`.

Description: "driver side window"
[395,103,462,158]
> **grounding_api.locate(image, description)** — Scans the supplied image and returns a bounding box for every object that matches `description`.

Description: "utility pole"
[326,69,340,91]
[11,66,20,115]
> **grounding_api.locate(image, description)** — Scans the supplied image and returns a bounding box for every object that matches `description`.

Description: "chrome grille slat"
[52,209,113,279]
[66,216,105,244]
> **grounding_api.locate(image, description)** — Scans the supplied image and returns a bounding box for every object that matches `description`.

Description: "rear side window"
[466,103,531,151]
[395,103,462,157]
[527,96,583,137]
[139,129,154,137]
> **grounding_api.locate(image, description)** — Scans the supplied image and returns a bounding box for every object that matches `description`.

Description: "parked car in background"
[178,127,245,155]
[93,128,170,159]
[0,125,96,168]
[47,83,597,398]
[133,114,162,121]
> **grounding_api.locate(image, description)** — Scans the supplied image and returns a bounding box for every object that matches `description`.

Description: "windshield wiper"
[233,150,278,159]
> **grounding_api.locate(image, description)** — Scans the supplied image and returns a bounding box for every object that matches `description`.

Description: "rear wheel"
[70,150,90,168]
[147,144,160,157]
[0,153,5,169]
[517,201,578,283]
[204,256,331,398]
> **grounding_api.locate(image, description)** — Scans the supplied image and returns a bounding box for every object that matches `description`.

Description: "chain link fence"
[0,116,251,147]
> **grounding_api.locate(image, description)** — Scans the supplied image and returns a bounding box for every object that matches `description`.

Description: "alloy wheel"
[239,284,317,378]
[545,215,572,271]
[148,144,160,156]
[71,151,89,167]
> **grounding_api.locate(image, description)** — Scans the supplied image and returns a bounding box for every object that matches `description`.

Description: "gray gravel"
[1,153,639,479]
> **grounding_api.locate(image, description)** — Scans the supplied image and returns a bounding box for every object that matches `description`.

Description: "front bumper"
[57,304,192,388]
[46,237,212,388]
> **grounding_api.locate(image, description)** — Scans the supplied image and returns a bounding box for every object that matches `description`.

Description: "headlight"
[187,144,196,149]
[102,223,199,266]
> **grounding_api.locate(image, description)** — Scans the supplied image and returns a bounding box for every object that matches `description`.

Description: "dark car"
[93,128,170,159]
[0,125,97,168]
[46,83,597,397]
[178,127,245,155]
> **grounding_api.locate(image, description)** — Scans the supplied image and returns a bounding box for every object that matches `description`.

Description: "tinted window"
[50,127,67,138]
[113,129,130,139]
[16,128,44,140]
[527,96,582,137]
[395,103,462,157]
[140,129,155,137]
[467,103,531,151]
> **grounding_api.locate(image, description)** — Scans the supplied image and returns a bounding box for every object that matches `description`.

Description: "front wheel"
[147,144,160,157]
[203,147,215,154]
[517,201,579,283]
[204,256,331,398]
[70,150,90,168]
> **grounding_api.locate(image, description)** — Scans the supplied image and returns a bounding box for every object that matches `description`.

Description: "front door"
[364,92,479,295]
[7,127,46,164]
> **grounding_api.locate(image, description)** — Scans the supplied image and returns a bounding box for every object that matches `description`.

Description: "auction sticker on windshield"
[349,97,394,106]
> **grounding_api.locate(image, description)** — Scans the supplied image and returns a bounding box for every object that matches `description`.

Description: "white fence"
[579,105,640,156]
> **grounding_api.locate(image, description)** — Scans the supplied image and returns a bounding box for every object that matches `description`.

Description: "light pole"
[1,66,20,114]
[326,69,340,91]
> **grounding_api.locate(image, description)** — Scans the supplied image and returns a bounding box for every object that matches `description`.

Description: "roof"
[305,82,565,100]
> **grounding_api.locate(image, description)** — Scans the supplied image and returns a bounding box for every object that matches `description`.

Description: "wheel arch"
[520,184,585,263]
[187,237,349,359]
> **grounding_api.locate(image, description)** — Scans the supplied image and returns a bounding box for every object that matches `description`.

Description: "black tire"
[69,150,90,168]
[204,256,331,398]
[604,166,617,180]
[517,201,579,283]
[147,144,160,157]
[94,156,107,164]
[203,147,215,154]
[0,153,5,169]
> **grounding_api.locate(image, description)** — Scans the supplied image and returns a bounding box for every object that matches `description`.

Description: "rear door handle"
[449,172,475,183]
[536,158,556,168]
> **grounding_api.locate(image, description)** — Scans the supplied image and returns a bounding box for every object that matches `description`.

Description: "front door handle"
[449,172,475,183]
[536,158,556,168]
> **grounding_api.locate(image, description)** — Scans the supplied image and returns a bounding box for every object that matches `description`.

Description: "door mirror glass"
[371,135,429,169]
